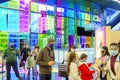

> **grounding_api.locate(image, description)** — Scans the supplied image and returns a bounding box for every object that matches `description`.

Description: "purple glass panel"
[56,0,61,6]
[19,11,29,32]
[39,0,46,3]
[56,17,62,34]
[38,12,46,33]
[68,35,74,47]
[20,0,29,11]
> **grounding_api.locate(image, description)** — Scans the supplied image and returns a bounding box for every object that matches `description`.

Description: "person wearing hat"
[36,38,55,80]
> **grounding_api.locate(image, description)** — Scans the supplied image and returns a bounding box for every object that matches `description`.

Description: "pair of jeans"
[6,61,20,80]
[39,74,51,80]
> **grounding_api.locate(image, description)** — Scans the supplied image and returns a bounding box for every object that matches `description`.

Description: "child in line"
[67,52,81,80]
[78,53,97,80]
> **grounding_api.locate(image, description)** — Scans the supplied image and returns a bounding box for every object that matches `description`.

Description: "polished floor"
[0,65,66,80]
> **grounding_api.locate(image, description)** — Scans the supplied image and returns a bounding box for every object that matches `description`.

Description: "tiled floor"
[0,65,66,80]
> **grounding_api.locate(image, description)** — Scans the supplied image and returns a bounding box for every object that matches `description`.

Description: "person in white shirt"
[67,52,81,80]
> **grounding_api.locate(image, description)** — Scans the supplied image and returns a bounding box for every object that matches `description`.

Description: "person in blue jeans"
[2,43,21,80]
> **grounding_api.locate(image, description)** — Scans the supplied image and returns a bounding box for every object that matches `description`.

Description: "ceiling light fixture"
[113,0,120,3]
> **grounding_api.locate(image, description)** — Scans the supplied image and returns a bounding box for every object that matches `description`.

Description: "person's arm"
[87,63,93,67]
[16,49,20,59]
[2,49,7,64]
[20,48,24,57]
[78,64,95,75]
[36,50,49,66]
[2,49,7,59]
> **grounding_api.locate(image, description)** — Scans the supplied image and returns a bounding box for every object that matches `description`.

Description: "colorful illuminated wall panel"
[0,0,102,49]
[31,13,38,32]
[55,35,62,48]
[68,18,75,35]
[0,1,8,7]
[19,11,29,32]
[0,8,7,31]
[8,0,19,9]
[38,14,46,34]
[80,36,86,48]
[30,33,38,50]
[47,5,55,15]
[68,35,74,47]
[47,15,55,34]
[67,9,74,18]
[8,33,19,49]
[0,32,8,51]
[20,33,28,40]
[56,16,62,34]
[31,2,38,12]
[38,34,47,48]
[8,10,19,32]
[20,0,29,11]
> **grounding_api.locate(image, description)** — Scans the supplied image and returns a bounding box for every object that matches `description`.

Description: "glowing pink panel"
[38,11,46,33]
[56,16,62,34]
[20,0,29,11]
[19,11,29,32]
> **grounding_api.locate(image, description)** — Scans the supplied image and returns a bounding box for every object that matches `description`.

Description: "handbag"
[58,60,68,77]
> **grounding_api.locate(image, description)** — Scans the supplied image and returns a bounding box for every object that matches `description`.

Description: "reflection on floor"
[0,65,66,80]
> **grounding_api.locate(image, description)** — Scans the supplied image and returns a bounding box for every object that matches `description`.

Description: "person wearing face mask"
[36,38,55,80]
[20,44,30,71]
[106,43,120,80]
[2,43,21,80]
[65,45,79,64]
[64,45,79,80]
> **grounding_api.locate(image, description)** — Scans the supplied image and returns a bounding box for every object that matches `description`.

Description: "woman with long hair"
[67,52,81,80]
[98,46,110,80]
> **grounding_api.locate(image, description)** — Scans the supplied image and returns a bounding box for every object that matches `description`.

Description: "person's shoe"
[18,76,22,80]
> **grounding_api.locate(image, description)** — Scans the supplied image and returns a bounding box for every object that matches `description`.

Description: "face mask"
[26,46,28,48]
[10,45,14,48]
[110,50,118,56]
[71,48,75,52]
[49,44,54,50]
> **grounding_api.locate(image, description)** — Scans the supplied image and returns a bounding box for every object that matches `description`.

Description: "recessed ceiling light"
[113,0,120,3]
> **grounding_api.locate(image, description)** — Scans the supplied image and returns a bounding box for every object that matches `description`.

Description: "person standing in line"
[26,50,34,79]
[78,53,97,80]
[31,45,40,74]
[98,46,110,80]
[65,45,79,64]
[64,45,79,80]
[20,44,30,71]
[67,52,81,80]
[2,43,21,80]
[36,38,55,80]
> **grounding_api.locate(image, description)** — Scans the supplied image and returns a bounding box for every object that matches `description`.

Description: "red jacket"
[78,63,95,80]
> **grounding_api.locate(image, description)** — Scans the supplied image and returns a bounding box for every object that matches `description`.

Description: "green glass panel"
[31,2,38,12]
[0,32,8,51]
[8,0,19,9]
[47,15,55,34]
[38,34,47,48]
